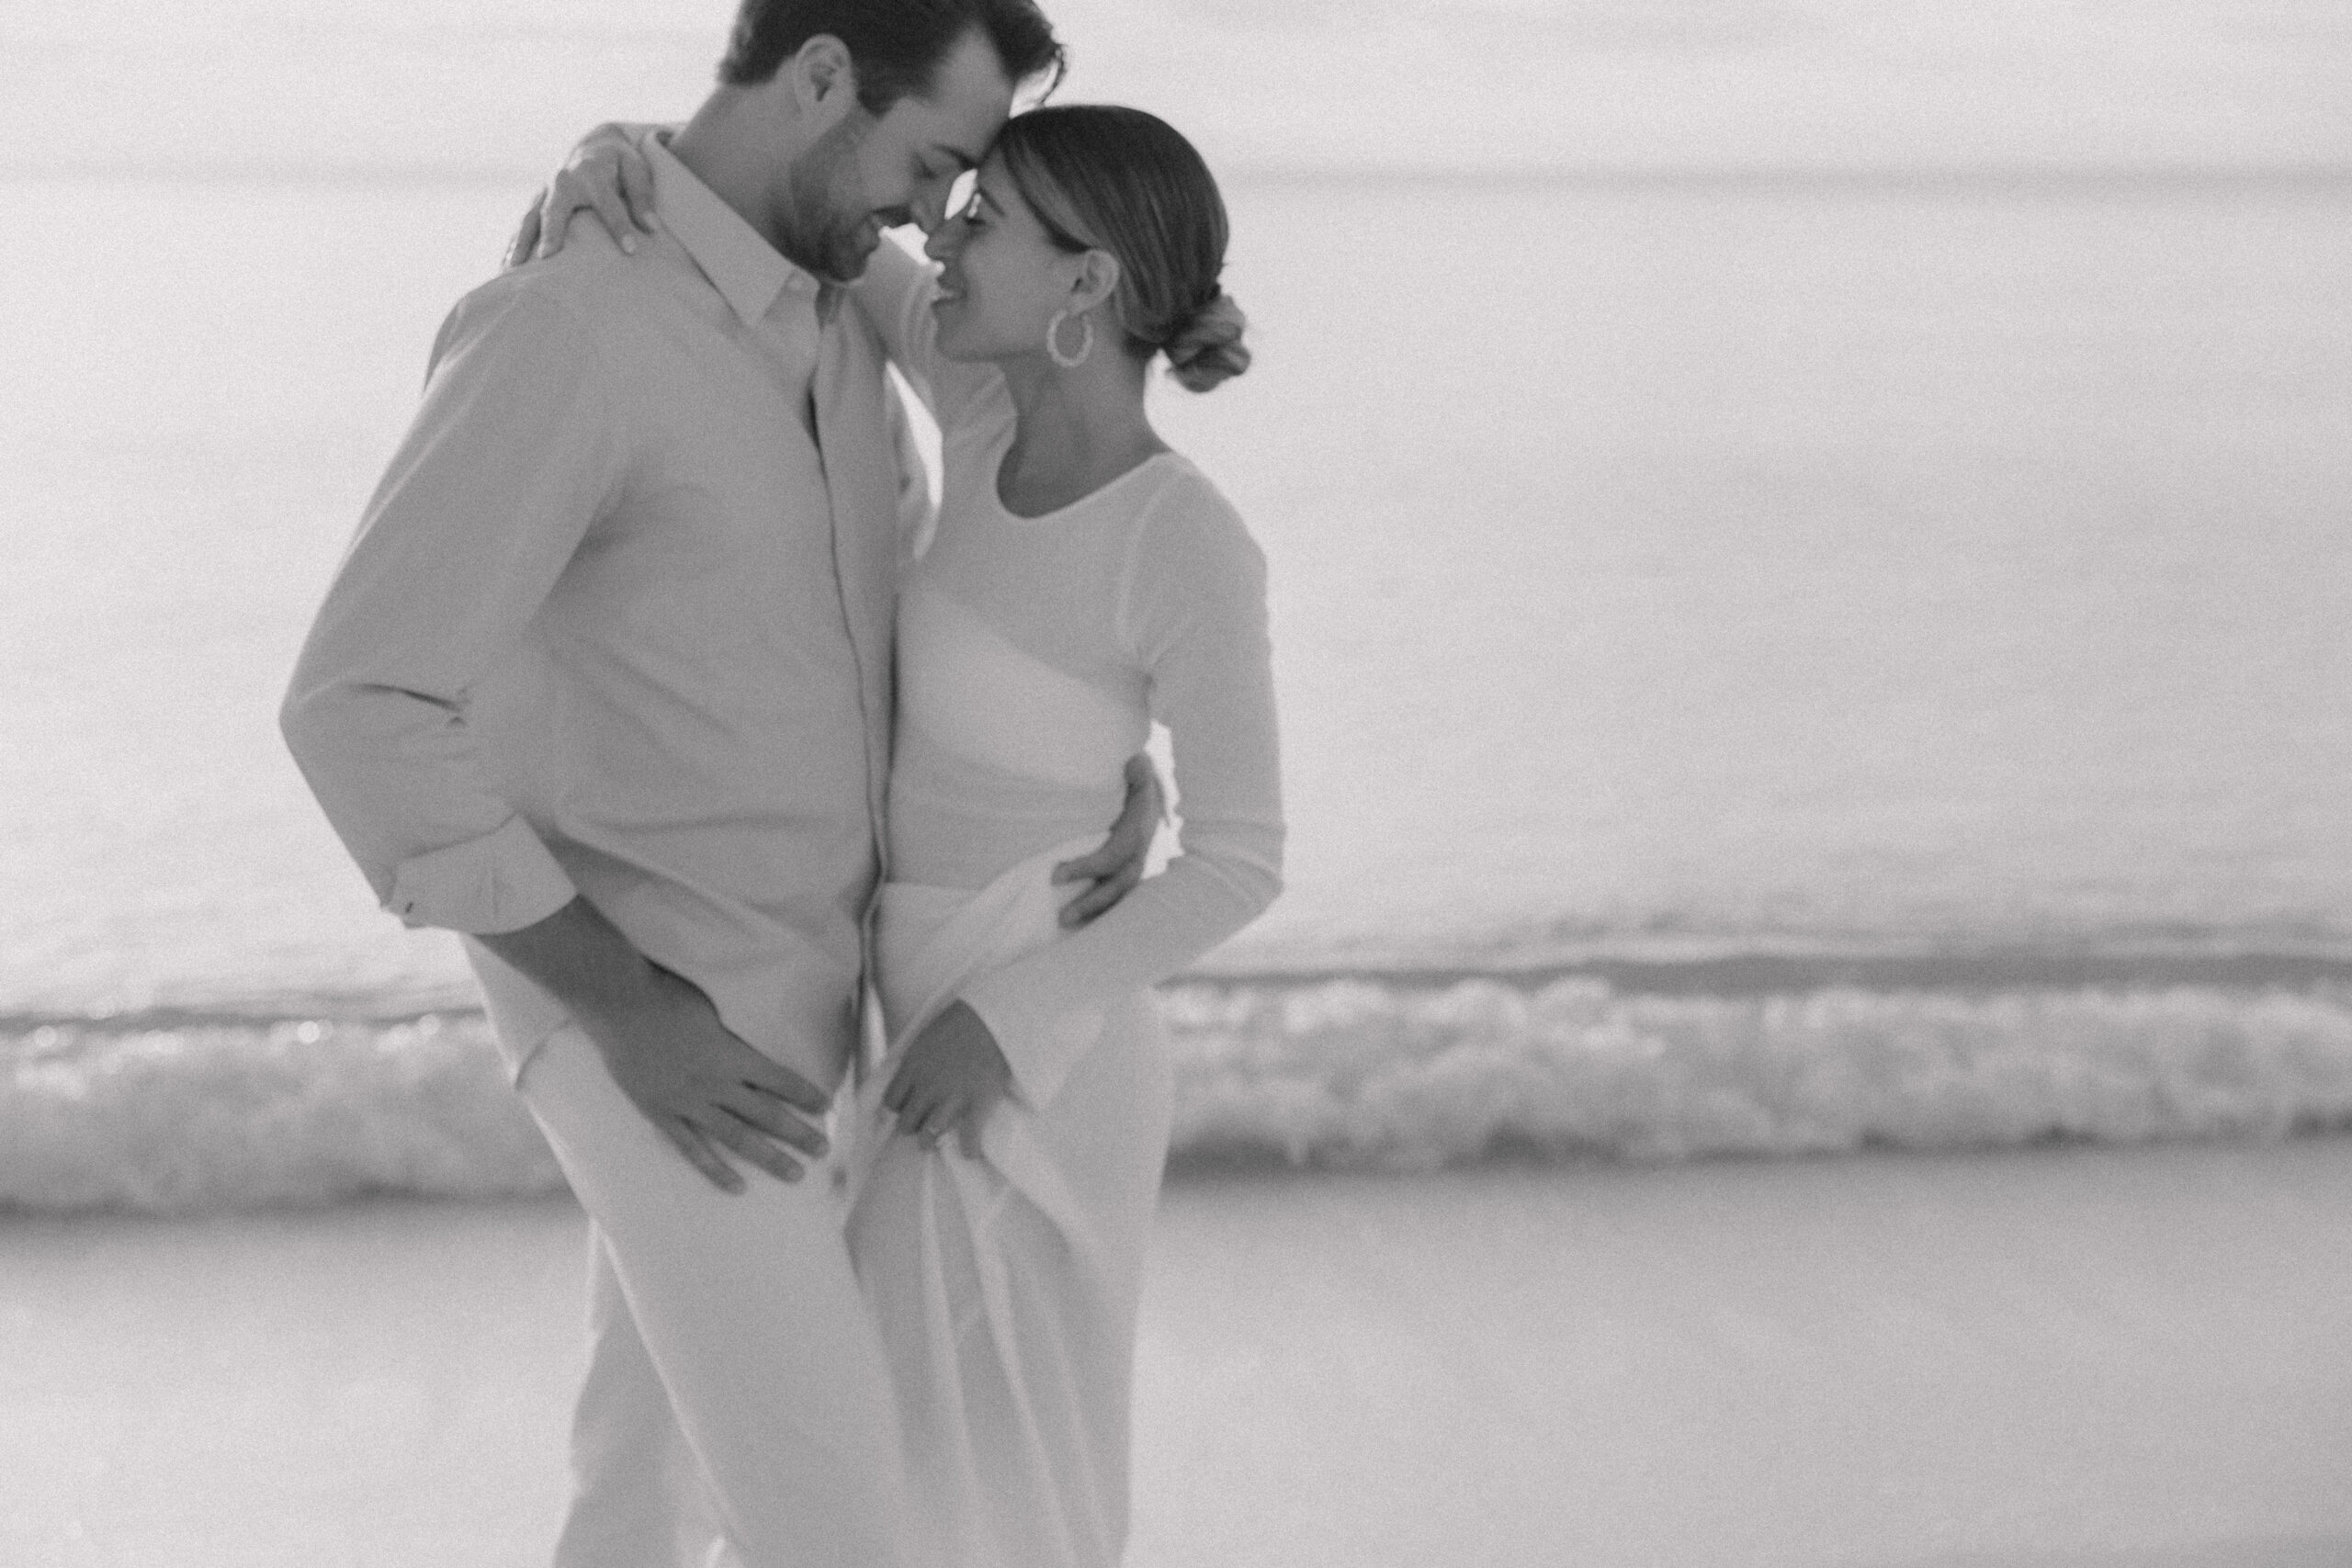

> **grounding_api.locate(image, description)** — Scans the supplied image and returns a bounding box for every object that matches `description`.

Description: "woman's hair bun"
[1161,292,1250,392]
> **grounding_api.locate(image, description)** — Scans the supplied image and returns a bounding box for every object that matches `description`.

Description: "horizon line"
[10,158,2352,194]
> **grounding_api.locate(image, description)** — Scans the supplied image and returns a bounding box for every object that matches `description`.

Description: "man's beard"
[775,113,883,283]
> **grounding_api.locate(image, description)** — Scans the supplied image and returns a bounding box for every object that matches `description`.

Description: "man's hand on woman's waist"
[1052,752,1166,929]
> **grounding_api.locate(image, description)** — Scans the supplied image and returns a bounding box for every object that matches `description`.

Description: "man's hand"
[477,897,831,1192]
[882,1001,1012,1161]
[1053,752,1165,928]
[583,964,833,1192]
[503,122,661,269]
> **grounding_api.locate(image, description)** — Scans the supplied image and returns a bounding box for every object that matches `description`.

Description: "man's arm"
[477,899,830,1190]
[1053,751,1166,927]
[281,282,826,1190]
[280,285,606,930]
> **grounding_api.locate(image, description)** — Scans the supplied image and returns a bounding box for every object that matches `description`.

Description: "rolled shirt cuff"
[384,814,577,934]
[959,973,1105,1112]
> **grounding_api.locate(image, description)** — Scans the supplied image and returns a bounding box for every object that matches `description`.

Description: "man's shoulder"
[436,223,661,357]
[432,271,595,378]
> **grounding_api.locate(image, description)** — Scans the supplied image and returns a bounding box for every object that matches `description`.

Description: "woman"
[534,105,1282,1568]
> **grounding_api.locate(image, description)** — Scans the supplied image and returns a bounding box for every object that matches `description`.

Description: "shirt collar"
[647,135,828,328]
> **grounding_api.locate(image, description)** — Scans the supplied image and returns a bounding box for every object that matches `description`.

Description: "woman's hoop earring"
[1047,309,1094,369]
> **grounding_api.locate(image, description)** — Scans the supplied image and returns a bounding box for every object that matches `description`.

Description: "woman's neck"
[993,349,1168,517]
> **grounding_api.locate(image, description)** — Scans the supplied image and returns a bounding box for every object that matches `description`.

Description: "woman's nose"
[923,221,962,262]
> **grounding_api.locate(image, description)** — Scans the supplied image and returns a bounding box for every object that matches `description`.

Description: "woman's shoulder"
[1130,454,1259,561]
[1118,454,1268,638]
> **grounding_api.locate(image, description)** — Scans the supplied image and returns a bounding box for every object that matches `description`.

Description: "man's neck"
[670,90,796,254]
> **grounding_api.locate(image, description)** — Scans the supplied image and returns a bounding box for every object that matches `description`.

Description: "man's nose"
[923,222,962,261]
[908,180,953,234]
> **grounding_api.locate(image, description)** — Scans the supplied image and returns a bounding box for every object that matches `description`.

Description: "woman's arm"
[843,237,948,420]
[956,485,1285,1111]
[503,128,996,430]
[496,120,928,361]
[844,236,1001,430]
[503,122,665,268]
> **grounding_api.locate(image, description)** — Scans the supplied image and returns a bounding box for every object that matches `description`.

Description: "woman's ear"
[1072,249,1123,316]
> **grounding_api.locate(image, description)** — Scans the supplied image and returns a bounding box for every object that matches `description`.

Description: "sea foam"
[1161,977,2352,1171]
[6,976,2351,1213]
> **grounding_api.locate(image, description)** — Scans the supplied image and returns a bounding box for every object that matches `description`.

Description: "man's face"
[775,28,1014,282]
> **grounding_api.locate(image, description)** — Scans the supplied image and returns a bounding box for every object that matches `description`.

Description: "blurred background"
[4,1,2350,1205]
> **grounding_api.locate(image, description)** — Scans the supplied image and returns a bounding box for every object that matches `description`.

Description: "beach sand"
[4,1139,2347,1568]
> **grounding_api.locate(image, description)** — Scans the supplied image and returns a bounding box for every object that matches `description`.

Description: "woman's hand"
[503,122,661,269]
[882,1000,1014,1160]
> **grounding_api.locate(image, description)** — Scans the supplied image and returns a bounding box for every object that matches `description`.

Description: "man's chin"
[831,221,886,281]
[766,220,870,284]
[807,243,872,286]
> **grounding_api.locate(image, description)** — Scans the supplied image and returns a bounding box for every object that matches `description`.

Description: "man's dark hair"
[718,0,1064,113]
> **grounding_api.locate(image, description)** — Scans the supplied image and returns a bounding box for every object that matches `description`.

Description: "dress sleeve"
[844,236,999,431]
[882,371,938,570]
[958,480,1285,1109]
[279,281,621,934]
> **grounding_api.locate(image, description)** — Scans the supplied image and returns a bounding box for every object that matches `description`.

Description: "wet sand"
[4,1139,2349,1567]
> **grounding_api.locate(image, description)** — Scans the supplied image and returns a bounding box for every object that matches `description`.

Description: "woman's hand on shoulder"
[503,122,661,269]
[882,1000,1013,1161]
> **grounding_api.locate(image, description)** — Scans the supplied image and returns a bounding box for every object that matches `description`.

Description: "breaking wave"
[7,962,2352,1213]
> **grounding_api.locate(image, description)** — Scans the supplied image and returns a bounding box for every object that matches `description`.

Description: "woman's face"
[923,154,1087,364]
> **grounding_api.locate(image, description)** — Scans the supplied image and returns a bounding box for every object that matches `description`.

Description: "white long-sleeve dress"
[843,243,1284,1568]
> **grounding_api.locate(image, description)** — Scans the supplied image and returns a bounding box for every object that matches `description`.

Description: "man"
[281,4,1151,1562]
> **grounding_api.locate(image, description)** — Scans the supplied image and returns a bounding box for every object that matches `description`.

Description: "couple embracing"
[280,1,1282,1564]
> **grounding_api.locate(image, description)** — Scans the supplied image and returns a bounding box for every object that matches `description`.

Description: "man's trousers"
[514,1021,917,1568]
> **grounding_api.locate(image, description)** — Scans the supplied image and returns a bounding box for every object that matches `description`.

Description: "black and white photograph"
[4,1,2349,1563]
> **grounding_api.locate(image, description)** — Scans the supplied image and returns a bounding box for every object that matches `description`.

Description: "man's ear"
[790,34,861,124]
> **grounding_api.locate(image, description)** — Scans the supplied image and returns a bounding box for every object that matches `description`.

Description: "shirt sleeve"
[959,481,1285,1109]
[279,280,621,934]
[845,236,999,432]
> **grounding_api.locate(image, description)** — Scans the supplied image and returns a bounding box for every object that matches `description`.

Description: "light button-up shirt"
[283,141,904,1086]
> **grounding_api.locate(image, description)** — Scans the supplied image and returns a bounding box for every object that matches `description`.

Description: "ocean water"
[6,2,2352,1209]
